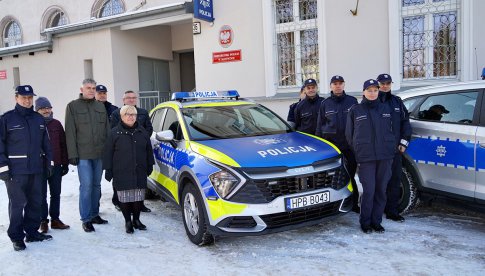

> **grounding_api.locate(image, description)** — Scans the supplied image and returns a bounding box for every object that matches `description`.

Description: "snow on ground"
[1,169,484,276]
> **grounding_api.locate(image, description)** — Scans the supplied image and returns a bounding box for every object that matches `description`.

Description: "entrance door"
[138,57,171,111]
[179,52,195,91]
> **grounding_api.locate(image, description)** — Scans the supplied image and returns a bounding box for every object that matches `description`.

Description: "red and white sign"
[219,25,233,48]
[0,70,6,80]
[212,50,242,64]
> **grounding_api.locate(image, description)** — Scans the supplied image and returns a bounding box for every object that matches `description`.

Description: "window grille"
[3,21,21,47]
[274,0,318,88]
[100,0,124,18]
[401,0,459,80]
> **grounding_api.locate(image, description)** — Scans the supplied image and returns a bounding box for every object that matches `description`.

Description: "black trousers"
[342,149,358,207]
[385,153,403,216]
[358,159,392,226]
[5,174,43,241]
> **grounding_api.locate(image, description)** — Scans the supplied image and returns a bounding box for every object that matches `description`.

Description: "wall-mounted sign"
[194,0,214,22]
[193,22,201,34]
[212,50,242,64]
[219,25,233,48]
[0,70,6,80]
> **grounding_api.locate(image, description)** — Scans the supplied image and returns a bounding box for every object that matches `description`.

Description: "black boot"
[12,240,26,251]
[132,219,147,230]
[125,221,134,234]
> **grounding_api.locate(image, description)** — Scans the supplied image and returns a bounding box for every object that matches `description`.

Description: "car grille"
[260,200,342,229]
[230,166,349,204]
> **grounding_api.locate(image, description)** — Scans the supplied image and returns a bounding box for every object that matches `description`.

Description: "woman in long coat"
[103,105,155,233]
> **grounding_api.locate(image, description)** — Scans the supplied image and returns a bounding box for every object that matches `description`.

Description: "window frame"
[408,89,481,126]
[92,0,126,18]
[1,18,22,48]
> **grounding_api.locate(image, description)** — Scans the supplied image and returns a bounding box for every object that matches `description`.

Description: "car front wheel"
[181,183,214,246]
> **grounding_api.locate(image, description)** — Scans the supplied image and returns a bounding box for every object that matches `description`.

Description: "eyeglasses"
[123,113,137,117]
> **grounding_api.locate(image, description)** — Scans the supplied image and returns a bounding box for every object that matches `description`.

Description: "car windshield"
[181,104,291,140]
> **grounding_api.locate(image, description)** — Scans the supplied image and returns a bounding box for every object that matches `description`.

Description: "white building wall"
[193,0,266,98]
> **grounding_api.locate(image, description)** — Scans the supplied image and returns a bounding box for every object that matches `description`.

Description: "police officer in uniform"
[377,74,412,222]
[346,79,395,234]
[316,75,359,212]
[294,78,324,135]
[0,85,53,251]
[287,85,306,127]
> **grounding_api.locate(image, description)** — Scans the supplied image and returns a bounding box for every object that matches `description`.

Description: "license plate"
[285,191,330,211]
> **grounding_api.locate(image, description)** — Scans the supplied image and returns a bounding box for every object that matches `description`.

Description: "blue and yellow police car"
[398,81,485,213]
[148,91,353,245]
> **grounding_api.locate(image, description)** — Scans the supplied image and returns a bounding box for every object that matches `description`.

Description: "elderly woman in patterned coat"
[103,105,155,234]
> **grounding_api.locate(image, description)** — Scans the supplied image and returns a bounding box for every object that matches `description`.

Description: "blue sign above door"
[194,0,214,22]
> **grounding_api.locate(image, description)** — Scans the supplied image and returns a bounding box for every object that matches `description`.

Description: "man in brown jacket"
[65,78,110,233]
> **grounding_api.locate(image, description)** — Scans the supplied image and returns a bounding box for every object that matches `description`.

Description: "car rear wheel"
[181,183,214,246]
[398,165,420,214]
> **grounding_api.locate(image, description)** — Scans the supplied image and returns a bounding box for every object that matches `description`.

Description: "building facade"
[1,0,484,120]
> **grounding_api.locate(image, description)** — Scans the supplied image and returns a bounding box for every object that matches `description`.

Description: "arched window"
[97,0,125,18]
[3,20,22,47]
[49,11,68,27]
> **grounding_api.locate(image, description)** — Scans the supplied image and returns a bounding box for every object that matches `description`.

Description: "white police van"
[148,91,353,245]
[398,81,485,212]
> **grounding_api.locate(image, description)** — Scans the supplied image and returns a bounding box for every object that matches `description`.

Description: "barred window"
[3,21,21,47]
[99,0,124,18]
[401,0,459,80]
[274,0,318,88]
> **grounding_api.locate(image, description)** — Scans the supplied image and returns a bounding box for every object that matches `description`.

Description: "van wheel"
[181,184,214,246]
[398,165,420,214]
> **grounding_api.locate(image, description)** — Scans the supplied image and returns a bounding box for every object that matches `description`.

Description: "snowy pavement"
[1,170,484,276]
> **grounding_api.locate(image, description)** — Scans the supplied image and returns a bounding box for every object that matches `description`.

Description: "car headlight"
[209,169,240,199]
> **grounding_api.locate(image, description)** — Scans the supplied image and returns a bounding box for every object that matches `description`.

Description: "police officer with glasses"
[377,74,412,223]
[0,85,53,251]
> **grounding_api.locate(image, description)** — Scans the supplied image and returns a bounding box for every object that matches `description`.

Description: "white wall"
[193,0,266,98]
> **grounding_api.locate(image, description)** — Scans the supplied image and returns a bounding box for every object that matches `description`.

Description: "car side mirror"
[155,130,174,142]
[155,130,177,148]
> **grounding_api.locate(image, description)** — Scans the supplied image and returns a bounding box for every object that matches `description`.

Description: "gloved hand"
[105,169,113,182]
[147,167,153,176]
[61,165,69,176]
[69,158,79,166]
[0,171,11,182]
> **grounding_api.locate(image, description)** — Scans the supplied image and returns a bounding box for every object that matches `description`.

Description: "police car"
[148,91,353,245]
[397,81,485,213]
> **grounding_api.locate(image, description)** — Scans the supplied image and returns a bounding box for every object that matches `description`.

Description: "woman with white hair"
[103,105,155,233]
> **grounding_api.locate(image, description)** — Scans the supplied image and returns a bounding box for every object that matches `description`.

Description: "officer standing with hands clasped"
[346,79,395,234]
[0,85,54,251]
[294,78,325,135]
[377,74,412,222]
[316,75,359,212]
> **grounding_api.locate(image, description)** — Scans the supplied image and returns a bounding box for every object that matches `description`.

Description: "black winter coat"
[294,95,324,135]
[345,98,395,163]
[103,122,155,191]
[379,91,412,147]
[316,92,357,150]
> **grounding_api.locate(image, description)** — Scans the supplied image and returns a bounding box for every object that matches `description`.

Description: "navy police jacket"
[316,92,357,151]
[0,104,52,175]
[294,95,324,135]
[345,98,395,163]
[379,91,412,147]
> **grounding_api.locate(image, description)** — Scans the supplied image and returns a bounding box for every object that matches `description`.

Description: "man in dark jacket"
[95,84,118,118]
[35,97,70,233]
[110,90,153,212]
[316,75,359,212]
[287,85,306,127]
[346,79,395,234]
[294,78,324,135]
[65,79,111,233]
[0,85,53,251]
[377,74,412,222]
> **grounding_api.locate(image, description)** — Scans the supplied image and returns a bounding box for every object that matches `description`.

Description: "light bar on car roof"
[171,90,239,101]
